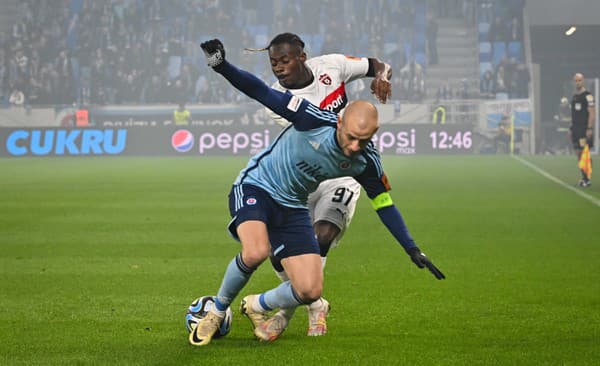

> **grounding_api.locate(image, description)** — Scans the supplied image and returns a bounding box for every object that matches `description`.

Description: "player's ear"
[337,115,343,128]
[299,51,307,62]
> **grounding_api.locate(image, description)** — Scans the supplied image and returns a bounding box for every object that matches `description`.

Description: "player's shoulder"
[307,54,356,68]
[355,142,384,176]
[361,142,382,162]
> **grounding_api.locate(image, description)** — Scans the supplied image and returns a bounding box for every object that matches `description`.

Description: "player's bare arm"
[587,104,595,138]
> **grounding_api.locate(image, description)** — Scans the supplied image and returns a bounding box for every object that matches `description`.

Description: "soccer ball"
[185,296,232,338]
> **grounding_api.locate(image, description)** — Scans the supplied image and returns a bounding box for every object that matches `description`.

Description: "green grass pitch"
[1,155,599,365]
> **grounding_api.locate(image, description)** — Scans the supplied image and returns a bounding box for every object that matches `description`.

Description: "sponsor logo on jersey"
[319,73,332,86]
[345,55,361,61]
[287,95,302,112]
[319,83,348,113]
[296,160,328,181]
[171,129,194,152]
[246,197,257,205]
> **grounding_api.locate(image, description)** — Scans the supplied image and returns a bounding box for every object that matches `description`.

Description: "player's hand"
[200,39,225,67]
[370,63,392,103]
[407,247,445,280]
[586,128,593,139]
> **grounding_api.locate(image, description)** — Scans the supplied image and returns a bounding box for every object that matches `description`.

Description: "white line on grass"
[512,155,600,208]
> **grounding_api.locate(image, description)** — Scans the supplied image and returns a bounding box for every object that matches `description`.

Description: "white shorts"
[307,177,361,248]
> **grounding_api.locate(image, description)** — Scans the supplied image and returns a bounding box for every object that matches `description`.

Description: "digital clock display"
[429,131,473,150]
[372,124,475,155]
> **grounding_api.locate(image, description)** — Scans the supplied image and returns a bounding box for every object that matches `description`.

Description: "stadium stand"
[0,0,431,107]
[477,0,528,99]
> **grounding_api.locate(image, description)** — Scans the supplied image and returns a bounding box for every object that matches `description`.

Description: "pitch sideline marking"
[511,155,600,208]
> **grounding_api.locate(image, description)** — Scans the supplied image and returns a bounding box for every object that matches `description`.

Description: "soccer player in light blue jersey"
[189,39,445,347]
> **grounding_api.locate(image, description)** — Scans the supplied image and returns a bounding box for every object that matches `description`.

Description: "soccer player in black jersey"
[570,73,595,187]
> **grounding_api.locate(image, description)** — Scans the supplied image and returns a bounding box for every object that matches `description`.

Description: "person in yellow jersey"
[174,102,191,125]
[494,112,512,153]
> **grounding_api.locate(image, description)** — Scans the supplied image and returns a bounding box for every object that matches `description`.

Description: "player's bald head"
[336,101,379,158]
[574,73,585,81]
[342,100,379,133]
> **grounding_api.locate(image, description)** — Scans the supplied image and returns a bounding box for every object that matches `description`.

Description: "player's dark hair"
[267,33,305,50]
[244,32,305,52]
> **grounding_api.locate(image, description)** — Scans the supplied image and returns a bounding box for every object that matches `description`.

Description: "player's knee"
[295,284,322,304]
[241,244,270,268]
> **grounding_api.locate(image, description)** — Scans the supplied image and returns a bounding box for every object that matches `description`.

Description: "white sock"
[251,294,269,313]
[308,297,325,311]
[306,258,328,312]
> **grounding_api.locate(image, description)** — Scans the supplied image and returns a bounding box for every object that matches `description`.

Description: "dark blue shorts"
[227,184,319,259]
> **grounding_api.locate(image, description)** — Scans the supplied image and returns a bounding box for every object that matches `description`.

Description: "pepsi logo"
[171,130,194,152]
[246,197,257,205]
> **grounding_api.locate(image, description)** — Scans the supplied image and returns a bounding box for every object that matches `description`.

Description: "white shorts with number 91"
[307,176,361,248]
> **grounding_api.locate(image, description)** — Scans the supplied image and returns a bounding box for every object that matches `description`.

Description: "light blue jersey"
[211,58,428,258]
[236,113,369,208]
[217,61,388,209]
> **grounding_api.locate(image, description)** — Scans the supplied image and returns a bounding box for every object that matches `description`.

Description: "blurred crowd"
[0,0,526,107]
[0,0,432,106]
[477,0,528,99]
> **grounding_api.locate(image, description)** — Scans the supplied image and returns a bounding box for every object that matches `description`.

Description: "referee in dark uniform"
[570,73,595,187]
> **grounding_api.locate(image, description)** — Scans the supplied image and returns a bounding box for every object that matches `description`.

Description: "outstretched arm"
[200,39,337,130]
[356,145,445,280]
[374,198,445,280]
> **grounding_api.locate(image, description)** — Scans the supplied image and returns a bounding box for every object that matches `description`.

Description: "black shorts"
[570,126,594,149]
[227,184,319,259]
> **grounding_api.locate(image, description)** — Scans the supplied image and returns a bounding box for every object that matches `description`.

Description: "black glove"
[200,39,225,67]
[407,247,445,280]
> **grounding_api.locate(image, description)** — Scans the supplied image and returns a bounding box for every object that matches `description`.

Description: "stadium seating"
[479,61,493,77]
[508,41,522,61]
[479,42,492,63]
[492,41,507,65]
[478,22,490,41]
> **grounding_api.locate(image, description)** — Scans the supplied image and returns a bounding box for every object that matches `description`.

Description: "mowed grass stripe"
[1,156,598,365]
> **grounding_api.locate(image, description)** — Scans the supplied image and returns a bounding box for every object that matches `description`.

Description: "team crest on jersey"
[319,73,332,86]
[246,197,257,205]
[339,161,351,169]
